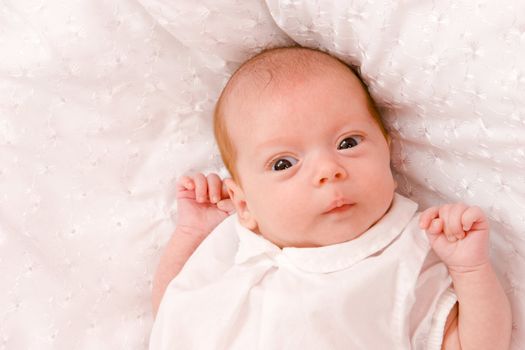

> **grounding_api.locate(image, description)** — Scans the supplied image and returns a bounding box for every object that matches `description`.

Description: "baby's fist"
[176,173,235,238]
[420,204,486,242]
[419,203,490,271]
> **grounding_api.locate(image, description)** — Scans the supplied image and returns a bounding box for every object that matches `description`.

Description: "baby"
[150,47,511,349]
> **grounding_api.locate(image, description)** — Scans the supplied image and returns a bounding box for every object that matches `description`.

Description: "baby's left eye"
[338,136,363,150]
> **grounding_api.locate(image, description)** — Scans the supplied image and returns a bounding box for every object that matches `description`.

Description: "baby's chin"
[316,228,368,247]
[260,225,369,249]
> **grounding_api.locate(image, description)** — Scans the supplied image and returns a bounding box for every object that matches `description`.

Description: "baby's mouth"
[323,200,355,214]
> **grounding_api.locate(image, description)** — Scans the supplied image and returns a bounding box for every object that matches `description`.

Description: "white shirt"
[150,194,457,350]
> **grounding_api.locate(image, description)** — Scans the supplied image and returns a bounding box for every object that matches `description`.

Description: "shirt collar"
[234,193,419,273]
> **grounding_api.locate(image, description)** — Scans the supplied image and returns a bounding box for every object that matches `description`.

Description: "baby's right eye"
[271,156,298,171]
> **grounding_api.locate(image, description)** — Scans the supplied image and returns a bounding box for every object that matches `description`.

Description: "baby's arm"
[420,204,512,350]
[441,262,511,350]
[152,173,234,316]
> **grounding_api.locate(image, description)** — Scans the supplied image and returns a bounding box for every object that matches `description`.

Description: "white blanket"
[0,1,523,349]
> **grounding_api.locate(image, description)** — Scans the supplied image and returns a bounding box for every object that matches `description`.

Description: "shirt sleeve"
[149,215,239,350]
[409,249,458,350]
[165,214,239,290]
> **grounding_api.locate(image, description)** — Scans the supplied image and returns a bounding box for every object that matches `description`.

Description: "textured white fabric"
[1,0,524,349]
[151,194,457,350]
[0,1,290,349]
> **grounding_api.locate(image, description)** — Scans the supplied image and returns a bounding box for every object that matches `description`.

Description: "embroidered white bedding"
[0,0,523,349]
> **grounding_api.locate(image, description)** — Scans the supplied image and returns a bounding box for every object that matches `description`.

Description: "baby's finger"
[221,180,231,199]
[177,176,195,191]
[176,176,196,200]
[193,173,208,203]
[448,203,468,239]
[424,218,444,248]
[419,207,440,229]
[438,205,457,242]
[207,173,222,204]
[427,218,444,236]
[461,206,486,232]
[217,199,235,214]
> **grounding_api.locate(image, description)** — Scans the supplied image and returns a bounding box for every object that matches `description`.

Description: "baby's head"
[214,47,395,248]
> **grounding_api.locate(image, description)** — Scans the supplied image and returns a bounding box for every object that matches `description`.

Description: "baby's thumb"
[217,199,235,214]
[423,218,443,245]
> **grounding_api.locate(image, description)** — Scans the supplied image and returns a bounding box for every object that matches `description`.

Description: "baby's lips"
[322,200,354,214]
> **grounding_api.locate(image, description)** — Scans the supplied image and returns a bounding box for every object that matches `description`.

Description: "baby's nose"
[313,158,347,186]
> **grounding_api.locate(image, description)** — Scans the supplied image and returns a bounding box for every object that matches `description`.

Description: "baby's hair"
[213,45,388,182]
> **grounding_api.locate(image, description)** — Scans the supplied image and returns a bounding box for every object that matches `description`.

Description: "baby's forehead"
[223,52,355,118]
[226,49,343,98]
[217,48,374,151]
[228,71,364,123]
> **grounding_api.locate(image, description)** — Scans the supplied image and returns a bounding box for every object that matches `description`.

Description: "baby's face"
[226,68,395,248]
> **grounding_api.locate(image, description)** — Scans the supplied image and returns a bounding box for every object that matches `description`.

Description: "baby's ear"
[223,178,258,231]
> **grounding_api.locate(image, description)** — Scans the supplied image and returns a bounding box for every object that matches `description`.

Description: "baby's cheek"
[369,163,395,193]
[268,197,302,226]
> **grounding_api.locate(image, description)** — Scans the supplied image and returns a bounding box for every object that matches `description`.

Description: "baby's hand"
[419,203,490,272]
[175,173,235,238]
